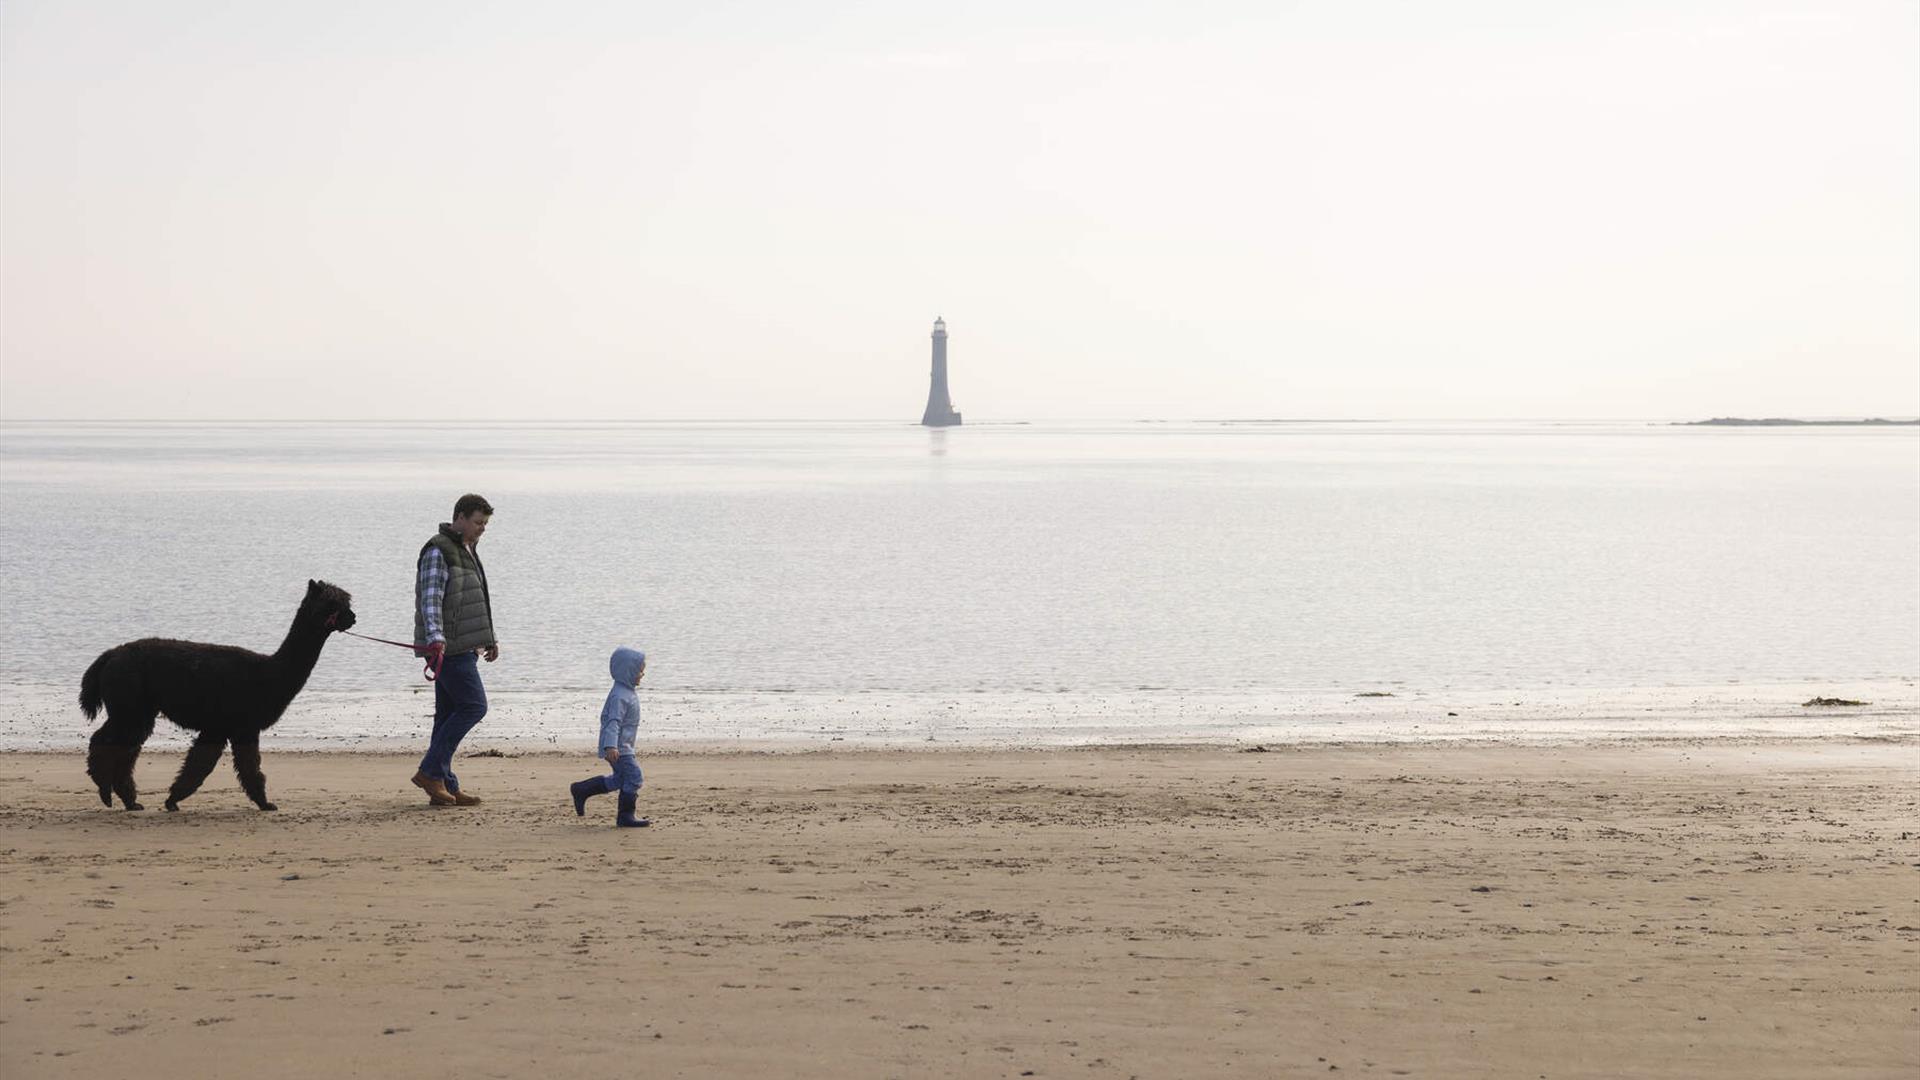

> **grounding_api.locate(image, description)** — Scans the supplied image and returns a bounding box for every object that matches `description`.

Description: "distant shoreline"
[1674,417,1920,426]
[6,680,1914,753]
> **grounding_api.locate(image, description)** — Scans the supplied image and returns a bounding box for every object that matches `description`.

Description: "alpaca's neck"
[272,611,331,679]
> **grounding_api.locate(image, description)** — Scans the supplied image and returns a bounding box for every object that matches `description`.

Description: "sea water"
[1,419,1915,748]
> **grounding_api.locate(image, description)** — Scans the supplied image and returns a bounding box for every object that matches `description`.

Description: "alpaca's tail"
[79,650,109,720]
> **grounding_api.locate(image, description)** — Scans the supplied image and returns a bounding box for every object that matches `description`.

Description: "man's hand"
[603,748,619,766]
[482,643,500,663]
[418,641,445,666]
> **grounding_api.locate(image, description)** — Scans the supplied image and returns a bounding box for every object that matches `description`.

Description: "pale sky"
[1,1,1915,420]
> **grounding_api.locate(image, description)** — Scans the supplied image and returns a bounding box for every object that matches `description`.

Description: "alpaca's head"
[306,579,357,632]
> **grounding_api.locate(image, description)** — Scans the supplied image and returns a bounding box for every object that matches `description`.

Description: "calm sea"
[2,420,1915,747]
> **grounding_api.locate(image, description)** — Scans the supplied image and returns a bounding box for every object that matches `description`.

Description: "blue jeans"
[419,651,486,790]
[599,752,643,798]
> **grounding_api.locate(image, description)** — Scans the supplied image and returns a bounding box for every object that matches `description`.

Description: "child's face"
[636,663,646,682]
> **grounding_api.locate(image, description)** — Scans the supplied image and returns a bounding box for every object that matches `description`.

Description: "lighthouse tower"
[920,317,962,427]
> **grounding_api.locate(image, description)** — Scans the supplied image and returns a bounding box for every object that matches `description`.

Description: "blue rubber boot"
[571,776,611,816]
[617,792,650,828]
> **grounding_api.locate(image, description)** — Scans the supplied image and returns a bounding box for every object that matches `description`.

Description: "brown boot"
[449,789,482,806]
[411,772,456,806]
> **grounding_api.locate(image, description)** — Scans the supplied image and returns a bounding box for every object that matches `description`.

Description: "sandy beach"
[2,742,1916,1079]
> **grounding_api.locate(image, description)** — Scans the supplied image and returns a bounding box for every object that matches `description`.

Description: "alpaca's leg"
[164,733,227,811]
[110,748,144,811]
[230,733,276,811]
[85,730,122,807]
[87,707,156,811]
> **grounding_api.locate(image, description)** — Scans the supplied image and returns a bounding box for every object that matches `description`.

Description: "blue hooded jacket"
[599,646,646,755]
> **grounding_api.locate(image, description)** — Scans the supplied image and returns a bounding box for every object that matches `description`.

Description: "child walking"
[569,646,649,827]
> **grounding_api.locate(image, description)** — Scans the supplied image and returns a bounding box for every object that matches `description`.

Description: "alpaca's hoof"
[257,802,278,812]
[123,801,143,811]
[97,790,113,807]
[164,800,180,812]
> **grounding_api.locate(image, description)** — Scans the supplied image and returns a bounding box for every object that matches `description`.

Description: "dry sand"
[1,743,1915,1079]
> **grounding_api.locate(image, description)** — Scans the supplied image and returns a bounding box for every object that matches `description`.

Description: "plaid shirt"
[418,544,450,645]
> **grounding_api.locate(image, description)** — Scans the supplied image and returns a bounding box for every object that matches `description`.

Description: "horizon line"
[4,414,1919,425]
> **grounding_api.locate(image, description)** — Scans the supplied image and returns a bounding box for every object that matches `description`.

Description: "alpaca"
[79,579,356,812]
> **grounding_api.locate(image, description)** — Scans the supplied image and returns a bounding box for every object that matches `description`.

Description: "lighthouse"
[920,317,962,427]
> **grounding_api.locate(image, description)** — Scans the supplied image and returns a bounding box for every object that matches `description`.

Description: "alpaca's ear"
[307,579,317,590]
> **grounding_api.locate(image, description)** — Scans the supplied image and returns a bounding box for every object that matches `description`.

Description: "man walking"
[411,493,499,807]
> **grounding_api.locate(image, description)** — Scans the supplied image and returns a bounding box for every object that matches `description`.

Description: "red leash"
[330,616,441,681]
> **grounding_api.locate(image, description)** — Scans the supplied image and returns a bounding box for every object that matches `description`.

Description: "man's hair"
[453,494,494,520]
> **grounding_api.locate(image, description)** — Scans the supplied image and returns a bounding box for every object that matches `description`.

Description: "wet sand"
[1,743,1915,1078]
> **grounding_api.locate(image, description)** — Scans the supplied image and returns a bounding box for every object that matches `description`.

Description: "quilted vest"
[414,525,495,655]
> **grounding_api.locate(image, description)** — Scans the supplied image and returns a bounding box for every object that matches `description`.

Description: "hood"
[609,646,646,688]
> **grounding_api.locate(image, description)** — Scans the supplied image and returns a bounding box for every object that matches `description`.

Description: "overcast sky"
[2,1,1915,420]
